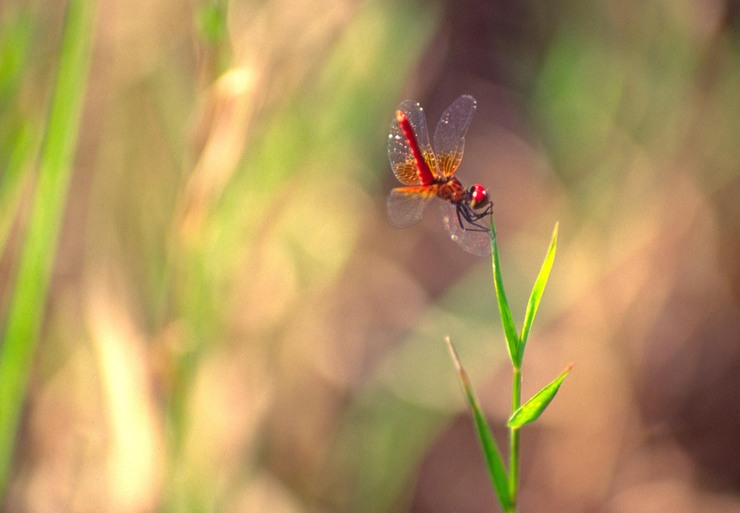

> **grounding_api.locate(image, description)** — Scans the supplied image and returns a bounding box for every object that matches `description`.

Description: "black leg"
[456,203,492,232]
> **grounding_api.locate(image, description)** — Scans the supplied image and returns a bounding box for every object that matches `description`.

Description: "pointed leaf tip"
[519,222,559,356]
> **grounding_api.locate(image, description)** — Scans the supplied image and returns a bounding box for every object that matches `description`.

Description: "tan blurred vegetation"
[1,0,739,512]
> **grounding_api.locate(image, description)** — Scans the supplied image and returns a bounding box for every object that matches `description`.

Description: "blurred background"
[1,0,739,512]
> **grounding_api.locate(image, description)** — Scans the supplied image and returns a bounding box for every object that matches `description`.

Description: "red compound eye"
[468,184,490,210]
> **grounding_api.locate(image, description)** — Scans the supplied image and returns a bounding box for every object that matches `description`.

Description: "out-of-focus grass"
[4,0,443,510]
[0,0,97,498]
[0,0,738,512]
[158,1,440,509]
[0,7,37,253]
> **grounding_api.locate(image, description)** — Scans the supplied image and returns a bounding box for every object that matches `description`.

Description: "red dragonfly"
[387,95,493,256]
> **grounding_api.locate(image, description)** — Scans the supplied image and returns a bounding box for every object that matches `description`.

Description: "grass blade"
[446,338,511,511]
[490,221,521,366]
[508,363,573,428]
[519,223,558,357]
[0,10,38,254]
[0,0,97,496]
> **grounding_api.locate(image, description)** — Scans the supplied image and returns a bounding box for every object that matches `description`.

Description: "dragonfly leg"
[456,203,492,232]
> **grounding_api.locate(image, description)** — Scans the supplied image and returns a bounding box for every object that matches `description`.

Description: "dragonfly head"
[468,184,490,210]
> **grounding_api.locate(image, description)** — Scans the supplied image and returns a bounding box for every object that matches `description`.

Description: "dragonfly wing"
[441,201,492,256]
[387,186,436,228]
[434,95,477,178]
[388,100,437,185]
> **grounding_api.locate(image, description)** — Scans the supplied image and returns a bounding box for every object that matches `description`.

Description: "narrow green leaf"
[508,363,573,428]
[489,221,521,366]
[0,0,98,497]
[519,223,559,356]
[446,338,511,511]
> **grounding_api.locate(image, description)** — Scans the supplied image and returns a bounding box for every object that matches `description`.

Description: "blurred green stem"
[509,365,521,512]
[0,0,97,499]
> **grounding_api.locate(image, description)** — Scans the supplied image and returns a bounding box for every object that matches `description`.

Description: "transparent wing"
[434,95,477,178]
[386,186,436,228]
[441,202,492,256]
[388,100,437,185]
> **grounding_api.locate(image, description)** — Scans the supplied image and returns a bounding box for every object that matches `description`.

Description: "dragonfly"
[386,95,493,256]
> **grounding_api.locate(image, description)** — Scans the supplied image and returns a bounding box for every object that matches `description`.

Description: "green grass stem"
[490,221,520,366]
[509,366,521,510]
[451,219,566,512]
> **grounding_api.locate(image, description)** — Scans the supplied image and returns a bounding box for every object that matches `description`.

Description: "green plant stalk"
[490,227,520,365]
[453,220,562,512]
[509,364,522,511]
[0,0,97,498]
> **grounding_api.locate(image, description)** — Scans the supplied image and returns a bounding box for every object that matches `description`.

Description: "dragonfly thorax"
[436,177,467,204]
